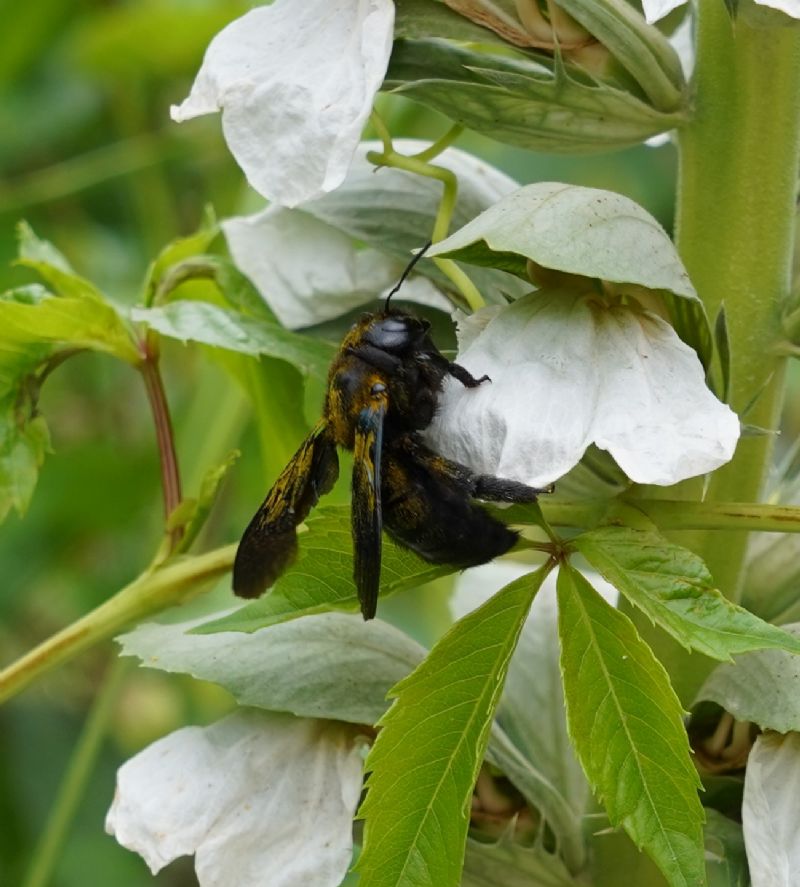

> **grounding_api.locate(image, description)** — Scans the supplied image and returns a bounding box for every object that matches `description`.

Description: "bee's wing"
[233,421,339,599]
[351,395,387,620]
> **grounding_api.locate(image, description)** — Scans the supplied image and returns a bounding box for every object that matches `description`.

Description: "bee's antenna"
[385,241,433,310]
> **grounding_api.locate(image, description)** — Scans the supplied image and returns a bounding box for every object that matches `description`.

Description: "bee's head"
[364,312,431,352]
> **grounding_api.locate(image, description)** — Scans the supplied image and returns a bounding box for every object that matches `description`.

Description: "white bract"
[426,289,740,487]
[222,140,526,327]
[642,0,800,22]
[106,709,365,887]
[171,0,394,207]
[742,731,800,887]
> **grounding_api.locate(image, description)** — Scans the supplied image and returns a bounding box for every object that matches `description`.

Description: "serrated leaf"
[16,221,107,302]
[0,286,140,364]
[557,564,705,887]
[357,565,551,887]
[453,563,593,821]
[117,610,425,725]
[193,505,459,634]
[0,411,50,521]
[132,301,336,379]
[704,809,748,887]
[386,40,685,155]
[172,450,239,553]
[462,830,579,887]
[575,526,800,661]
[694,623,800,732]
[484,724,586,874]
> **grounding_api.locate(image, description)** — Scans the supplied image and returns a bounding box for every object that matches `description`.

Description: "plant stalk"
[0,544,236,704]
[674,5,800,602]
[139,347,183,543]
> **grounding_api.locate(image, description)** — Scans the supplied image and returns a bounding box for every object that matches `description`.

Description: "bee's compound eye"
[371,382,387,395]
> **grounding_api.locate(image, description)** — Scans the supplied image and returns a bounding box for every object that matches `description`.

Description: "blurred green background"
[0,2,679,885]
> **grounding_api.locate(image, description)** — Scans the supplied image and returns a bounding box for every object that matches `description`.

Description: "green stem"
[365,148,485,311]
[533,498,800,534]
[21,657,131,887]
[674,6,800,603]
[0,544,236,704]
[409,124,464,162]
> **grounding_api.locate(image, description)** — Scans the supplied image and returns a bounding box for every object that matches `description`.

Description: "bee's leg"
[347,344,402,374]
[446,361,490,388]
[402,435,550,502]
[473,475,553,503]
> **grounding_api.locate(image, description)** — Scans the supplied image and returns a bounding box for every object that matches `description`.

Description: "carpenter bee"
[233,248,546,619]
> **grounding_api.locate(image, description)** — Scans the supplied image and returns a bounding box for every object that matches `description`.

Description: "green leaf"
[0,290,140,364]
[171,450,240,554]
[16,221,107,302]
[704,810,748,887]
[575,526,800,661]
[356,565,550,887]
[557,564,705,887]
[386,40,685,155]
[193,505,459,633]
[142,206,219,303]
[695,623,800,732]
[485,724,586,874]
[131,301,336,379]
[453,563,590,824]
[117,610,425,725]
[462,831,579,887]
[0,411,50,521]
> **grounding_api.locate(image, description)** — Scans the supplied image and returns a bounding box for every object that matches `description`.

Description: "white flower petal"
[641,0,686,23]
[172,0,395,207]
[222,207,449,329]
[426,290,739,487]
[106,710,364,887]
[593,307,738,484]
[754,0,800,17]
[222,138,522,327]
[743,732,800,887]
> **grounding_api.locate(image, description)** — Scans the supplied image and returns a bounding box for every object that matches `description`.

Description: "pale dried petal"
[106,710,364,887]
[426,290,739,487]
[171,0,394,206]
[743,732,800,887]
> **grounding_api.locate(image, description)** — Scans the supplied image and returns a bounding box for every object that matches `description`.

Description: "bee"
[233,248,546,619]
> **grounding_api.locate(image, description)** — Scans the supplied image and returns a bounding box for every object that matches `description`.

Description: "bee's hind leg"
[473,475,553,503]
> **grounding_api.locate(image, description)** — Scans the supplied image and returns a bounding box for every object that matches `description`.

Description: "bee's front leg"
[446,361,490,388]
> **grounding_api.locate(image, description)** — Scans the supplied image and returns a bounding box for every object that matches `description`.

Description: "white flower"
[222,140,526,328]
[171,0,395,207]
[642,0,800,22]
[106,709,366,887]
[425,289,740,487]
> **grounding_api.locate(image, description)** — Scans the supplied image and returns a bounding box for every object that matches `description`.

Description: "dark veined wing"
[351,388,387,620]
[233,421,339,599]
